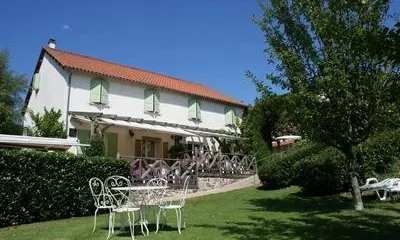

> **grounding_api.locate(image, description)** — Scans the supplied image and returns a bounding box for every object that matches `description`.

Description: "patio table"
[112,185,169,235]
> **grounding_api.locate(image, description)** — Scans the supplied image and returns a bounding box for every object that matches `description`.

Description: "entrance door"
[107,133,118,157]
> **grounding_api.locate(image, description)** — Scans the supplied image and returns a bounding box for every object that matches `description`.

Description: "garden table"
[112,185,169,235]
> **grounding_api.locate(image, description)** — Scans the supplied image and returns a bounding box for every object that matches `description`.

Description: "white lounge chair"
[360,178,400,200]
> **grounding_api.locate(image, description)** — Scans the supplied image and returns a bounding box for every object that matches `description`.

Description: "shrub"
[0,149,129,227]
[258,141,325,189]
[294,147,349,196]
[355,128,400,180]
[84,134,105,157]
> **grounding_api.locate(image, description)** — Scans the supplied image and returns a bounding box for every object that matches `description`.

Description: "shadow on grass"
[195,189,400,240]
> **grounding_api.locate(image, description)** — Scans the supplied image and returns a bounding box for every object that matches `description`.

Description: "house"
[24,39,247,158]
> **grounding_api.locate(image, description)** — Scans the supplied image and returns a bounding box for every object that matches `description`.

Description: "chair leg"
[93,208,99,233]
[175,209,181,234]
[127,212,135,240]
[156,208,162,234]
[107,212,113,239]
[112,212,115,234]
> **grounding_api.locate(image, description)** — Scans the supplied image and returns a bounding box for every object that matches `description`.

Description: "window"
[144,89,160,113]
[90,78,109,104]
[188,98,201,120]
[225,107,237,126]
[32,73,40,91]
[142,138,156,157]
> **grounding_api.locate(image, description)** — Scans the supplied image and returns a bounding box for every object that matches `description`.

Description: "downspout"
[65,71,72,136]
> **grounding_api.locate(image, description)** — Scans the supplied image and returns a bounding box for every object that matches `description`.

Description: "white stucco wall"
[68,73,245,131]
[24,54,69,129]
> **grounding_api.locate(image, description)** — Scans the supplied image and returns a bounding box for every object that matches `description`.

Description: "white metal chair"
[156,176,190,234]
[89,177,115,235]
[104,176,146,240]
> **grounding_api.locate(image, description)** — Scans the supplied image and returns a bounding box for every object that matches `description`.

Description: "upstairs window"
[144,89,160,113]
[188,98,201,120]
[90,78,109,105]
[225,107,237,126]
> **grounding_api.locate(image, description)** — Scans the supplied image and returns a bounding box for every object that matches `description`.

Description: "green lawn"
[1,186,400,240]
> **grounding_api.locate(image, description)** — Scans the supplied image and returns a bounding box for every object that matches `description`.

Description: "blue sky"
[1,1,399,105]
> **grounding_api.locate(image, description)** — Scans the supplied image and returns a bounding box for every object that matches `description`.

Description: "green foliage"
[255,0,400,208]
[168,143,185,158]
[83,134,105,157]
[0,149,129,227]
[0,50,26,134]
[293,147,349,196]
[355,128,400,179]
[258,141,324,189]
[27,108,67,138]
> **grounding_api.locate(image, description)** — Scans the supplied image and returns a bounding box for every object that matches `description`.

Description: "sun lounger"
[360,178,400,200]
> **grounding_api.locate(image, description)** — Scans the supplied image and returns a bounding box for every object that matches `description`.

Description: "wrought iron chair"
[104,175,146,240]
[88,177,115,236]
[156,176,190,234]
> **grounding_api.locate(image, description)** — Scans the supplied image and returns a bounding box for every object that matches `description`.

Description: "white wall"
[24,54,69,129]
[69,73,245,131]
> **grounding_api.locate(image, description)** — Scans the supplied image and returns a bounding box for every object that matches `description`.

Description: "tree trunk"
[350,173,364,211]
[345,148,364,211]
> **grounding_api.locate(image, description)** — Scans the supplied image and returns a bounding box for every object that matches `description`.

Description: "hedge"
[258,128,400,196]
[293,147,349,196]
[0,149,129,227]
[258,141,325,189]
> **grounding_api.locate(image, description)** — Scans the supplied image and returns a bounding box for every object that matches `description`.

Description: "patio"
[2,186,400,240]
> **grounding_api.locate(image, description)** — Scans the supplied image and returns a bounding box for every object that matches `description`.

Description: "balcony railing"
[121,151,257,189]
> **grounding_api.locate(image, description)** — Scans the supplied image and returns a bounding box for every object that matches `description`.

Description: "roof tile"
[44,47,247,107]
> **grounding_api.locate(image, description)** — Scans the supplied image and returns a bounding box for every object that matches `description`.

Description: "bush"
[355,128,400,180]
[258,141,325,189]
[294,147,349,196]
[84,134,105,157]
[0,149,129,227]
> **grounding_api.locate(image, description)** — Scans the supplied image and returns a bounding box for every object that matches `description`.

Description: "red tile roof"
[43,47,247,107]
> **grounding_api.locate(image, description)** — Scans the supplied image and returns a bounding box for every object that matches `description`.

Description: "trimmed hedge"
[258,141,325,189]
[355,128,400,179]
[258,128,400,196]
[0,149,129,227]
[293,147,349,196]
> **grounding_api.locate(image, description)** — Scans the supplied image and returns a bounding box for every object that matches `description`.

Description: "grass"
[1,186,400,240]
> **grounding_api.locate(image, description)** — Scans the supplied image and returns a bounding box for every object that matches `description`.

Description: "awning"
[97,118,195,137]
[0,134,89,150]
[186,129,245,140]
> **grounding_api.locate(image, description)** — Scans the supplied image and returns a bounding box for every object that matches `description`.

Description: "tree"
[27,107,67,138]
[254,0,399,210]
[0,50,26,134]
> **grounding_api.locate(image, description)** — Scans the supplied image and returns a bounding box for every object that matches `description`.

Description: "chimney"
[48,39,56,49]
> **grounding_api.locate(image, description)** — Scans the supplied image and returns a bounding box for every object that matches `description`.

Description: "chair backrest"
[89,177,114,208]
[146,178,168,206]
[180,176,190,207]
[104,175,132,207]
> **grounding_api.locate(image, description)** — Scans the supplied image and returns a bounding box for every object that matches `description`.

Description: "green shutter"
[106,133,118,157]
[154,91,160,113]
[101,80,109,104]
[232,109,237,125]
[90,79,102,103]
[77,129,91,144]
[32,73,40,91]
[188,98,196,119]
[196,100,201,120]
[225,107,232,125]
[144,89,154,112]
